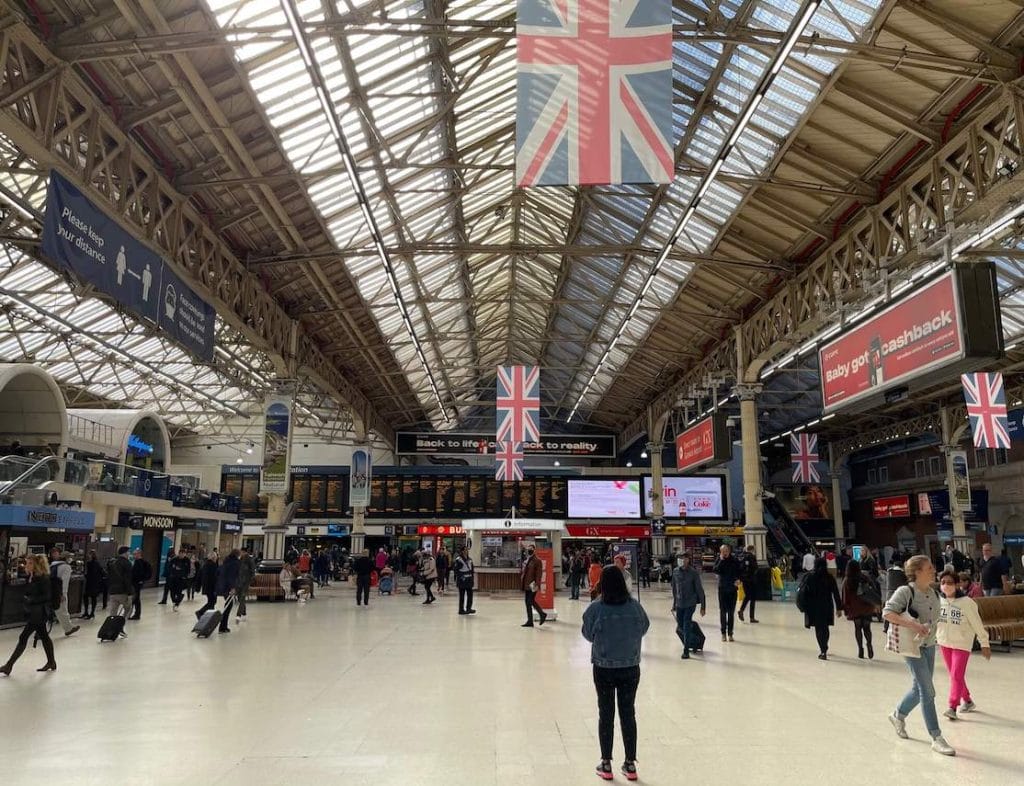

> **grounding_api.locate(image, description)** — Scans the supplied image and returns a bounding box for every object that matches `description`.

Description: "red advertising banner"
[674,414,730,471]
[566,524,652,538]
[535,547,555,613]
[872,495,911,519]
[416,525,465,535]
[818,272,963,412]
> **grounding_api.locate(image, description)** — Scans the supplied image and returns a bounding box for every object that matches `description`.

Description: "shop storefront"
[178,518,219,554]
[664,525,746,571]
[1,505,94,626]
[121,513,175,587]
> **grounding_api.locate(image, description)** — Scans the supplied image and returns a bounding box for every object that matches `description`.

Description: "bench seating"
[249,572,285,602]
[975,594,1024,650]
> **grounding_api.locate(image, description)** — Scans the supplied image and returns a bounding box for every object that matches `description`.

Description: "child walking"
[936,571,990,720]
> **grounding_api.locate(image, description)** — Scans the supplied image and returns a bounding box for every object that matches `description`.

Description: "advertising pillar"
[941,408,973,555]
[260,391,294,568]
[535,546,557,620]
[829,445,845,548]
[349,446,372,554]
[737,384,767,563]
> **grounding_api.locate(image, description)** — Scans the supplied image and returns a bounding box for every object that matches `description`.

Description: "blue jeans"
[896,644,940,738]
[675,606,695,651]
[984,588,1003,597]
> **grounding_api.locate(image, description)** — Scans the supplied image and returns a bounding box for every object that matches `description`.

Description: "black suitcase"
[192,597,233,638]
[687,621,706,652]
[98,606,127,642]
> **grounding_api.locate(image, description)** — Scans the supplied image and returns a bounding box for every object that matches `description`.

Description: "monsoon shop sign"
[41,171,215,360]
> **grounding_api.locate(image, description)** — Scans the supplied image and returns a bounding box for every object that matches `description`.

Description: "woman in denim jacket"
[582,565,650,782]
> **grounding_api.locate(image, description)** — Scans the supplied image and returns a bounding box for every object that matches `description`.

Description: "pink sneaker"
[595,761,613,780]
[622,761,638,781]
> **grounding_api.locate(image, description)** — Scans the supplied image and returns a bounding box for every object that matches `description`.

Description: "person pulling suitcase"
[671,553,706,660]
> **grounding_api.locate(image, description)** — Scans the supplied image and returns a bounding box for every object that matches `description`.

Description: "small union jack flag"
[791,433,820,484]
[495,441,525,482]
[496,365,540,443]
[962,372,1011,449]
[516,0,673,186]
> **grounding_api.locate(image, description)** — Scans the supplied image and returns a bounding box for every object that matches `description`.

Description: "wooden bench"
[249,572,285,602]
[975,594,1024,650]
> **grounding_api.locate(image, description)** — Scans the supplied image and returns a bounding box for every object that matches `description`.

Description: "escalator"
[0,455,87,503]
[762,495,815,556]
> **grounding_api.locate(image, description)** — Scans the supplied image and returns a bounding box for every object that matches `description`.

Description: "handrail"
[67,413,118,447]
[0,455,62,494]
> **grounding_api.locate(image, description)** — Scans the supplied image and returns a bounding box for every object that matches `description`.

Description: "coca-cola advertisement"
[817,265,1002,413]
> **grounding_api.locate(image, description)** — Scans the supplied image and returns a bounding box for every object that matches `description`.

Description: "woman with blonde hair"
[1,554,56,675]
[882,554,953,756]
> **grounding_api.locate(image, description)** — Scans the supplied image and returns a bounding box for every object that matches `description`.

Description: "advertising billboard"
[567,479,642,519]
[674,414,731,472]
[395,431,615,458]
[641,475,728,521]
[872,495,911,519]
[817,265,1002,413]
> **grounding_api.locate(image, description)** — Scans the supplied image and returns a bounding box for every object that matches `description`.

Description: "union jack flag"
[791,433,820,484]
[962,372,1011,449]
[516,0,674,186]
[496,365,540,443]
[495,441,525,482]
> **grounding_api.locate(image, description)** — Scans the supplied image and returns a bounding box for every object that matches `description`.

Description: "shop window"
[914,459,926,478]
[929,456,942,476]
[975,449,988,468]
[878,466,889,483]
[867,468,877,485]
[994,449,1009,466]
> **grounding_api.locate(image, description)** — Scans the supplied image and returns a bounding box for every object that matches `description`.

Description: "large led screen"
[567,479,642,519]
[642,475,728,521]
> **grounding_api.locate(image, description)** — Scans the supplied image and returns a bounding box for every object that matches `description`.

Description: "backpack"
[856,575,882,607]
[49,564,63,610]
[795,573,811,613]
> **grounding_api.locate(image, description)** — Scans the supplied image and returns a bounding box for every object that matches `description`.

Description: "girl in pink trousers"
[936,571,990,720]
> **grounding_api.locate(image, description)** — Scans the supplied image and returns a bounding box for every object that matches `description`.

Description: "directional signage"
[42,170,215,360]
[674,414,731,471]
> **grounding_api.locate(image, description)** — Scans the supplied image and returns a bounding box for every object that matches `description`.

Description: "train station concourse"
[1,0,1024,784]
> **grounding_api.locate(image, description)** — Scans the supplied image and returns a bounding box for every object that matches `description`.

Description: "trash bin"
[884,566,907,603]
[755,566,773,601]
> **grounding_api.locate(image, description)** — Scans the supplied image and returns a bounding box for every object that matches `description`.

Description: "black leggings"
[84,593,100,617]
[594,665,640,761]
[5,619,54,667]
[814,623,831,654]
[718,589,737,635]
[852,615,873,652]
[739,580,756,617]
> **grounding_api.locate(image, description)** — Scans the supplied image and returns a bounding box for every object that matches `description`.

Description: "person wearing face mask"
[520,544,547,627]
[670,553,706,659]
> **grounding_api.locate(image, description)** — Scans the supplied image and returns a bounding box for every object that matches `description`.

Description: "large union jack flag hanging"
[516,0,674,186]
[791,433,820,484]
[495,441,525,482]
[961,372,1011,449]
[496,365,540,443]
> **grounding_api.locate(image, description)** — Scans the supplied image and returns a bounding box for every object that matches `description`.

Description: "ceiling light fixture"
[278,0,449,423]
[567,1,821,424]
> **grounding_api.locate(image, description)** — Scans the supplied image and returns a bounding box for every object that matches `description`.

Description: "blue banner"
[42,171,215,360]
[1007,408,1024,440]
[921,489,988,523]
[0,505,95,532]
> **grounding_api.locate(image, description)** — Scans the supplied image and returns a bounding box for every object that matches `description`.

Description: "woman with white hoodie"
[936,571,990,721]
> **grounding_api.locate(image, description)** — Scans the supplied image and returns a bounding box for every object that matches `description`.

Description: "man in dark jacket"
[158,550,175,605]
[520,545,546,627]
[235,548,256,621]
[195,556,220,622]
[671,553,706,659]
[352,548,373,606]
[215,550,241,633]
[712,544,742,642]
[129,549,152,620]
[167,551,191,611]
[107,547,134,617]
[737,545,760,624]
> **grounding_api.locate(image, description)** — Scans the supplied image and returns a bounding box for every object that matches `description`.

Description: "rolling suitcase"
[192,597,233,638]
[98,605,127,642]
[687,621,706,652]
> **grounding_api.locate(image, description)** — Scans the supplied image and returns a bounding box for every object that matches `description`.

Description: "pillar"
[829,445,845,548]
[350,507,366,554]
[737,383,767,562]
[647,406,669,559]
[940,408,973,556]
[260,493,288,571]
[468,528,482,567]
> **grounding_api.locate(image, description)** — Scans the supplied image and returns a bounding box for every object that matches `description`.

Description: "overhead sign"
[417,525,465,536]
[566,524,651,538]
[221,521,242,534]
[0,505,95,532]
[395,432,615,458]
[664,525,744,537]
[818,266,1002,413]
[674,414,731,472]
[127,434,154,456]
[461,517,565,532]
[872,495,911,519]
[42,170,215,360]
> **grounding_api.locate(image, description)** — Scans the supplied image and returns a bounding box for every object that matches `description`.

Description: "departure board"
[550,478,567,515]
[418,477,435,513]
[369,478,385,512]
[485,480,501,515]
[451,478,468,514]
[308,477,326,514]
[468,478,485,513]
[534,479,549,514]
[401,478,418,512]
[518,481,534,515]
[501,482,516,515]
[326,478,345,513]
[436,478,454,514]
[291,477,310,511]
[384,478,401,514]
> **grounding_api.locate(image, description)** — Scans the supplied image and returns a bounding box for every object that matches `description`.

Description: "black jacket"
[713,555,742,590]
[84,559,105,594]
[21,575,52,624]
[217,555,241,595]
[802,569,842,628]
[237,555,256,588]
[131,558,152,586]
[200,559,219,596]
[107,555,134,595]
[739,552,758,582]
[353,555,374,578]
[168,556,190,584]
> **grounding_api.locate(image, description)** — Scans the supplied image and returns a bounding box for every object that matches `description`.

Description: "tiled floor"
[0,577,1021,785]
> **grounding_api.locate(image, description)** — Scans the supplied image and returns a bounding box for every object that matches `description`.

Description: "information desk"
[475,567,562,592]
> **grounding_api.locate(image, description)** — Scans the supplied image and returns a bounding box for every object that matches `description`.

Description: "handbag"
[884,612,921,657]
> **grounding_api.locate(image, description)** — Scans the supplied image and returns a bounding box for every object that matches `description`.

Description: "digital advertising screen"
[641,475,728,521]
[567,479,642,519]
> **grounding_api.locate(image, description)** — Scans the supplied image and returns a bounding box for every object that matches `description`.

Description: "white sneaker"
[888,712,908,739]
[960,700,976,713]
[942,707,957,721]
[931,736,956,756]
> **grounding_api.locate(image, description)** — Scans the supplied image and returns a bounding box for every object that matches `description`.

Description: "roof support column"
[940,407,973,556]
[647,405,670,558]
[736,327,766,563]
[829,445,846,548]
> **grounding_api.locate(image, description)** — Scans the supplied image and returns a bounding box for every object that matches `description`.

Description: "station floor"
[0,578,1022,786]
